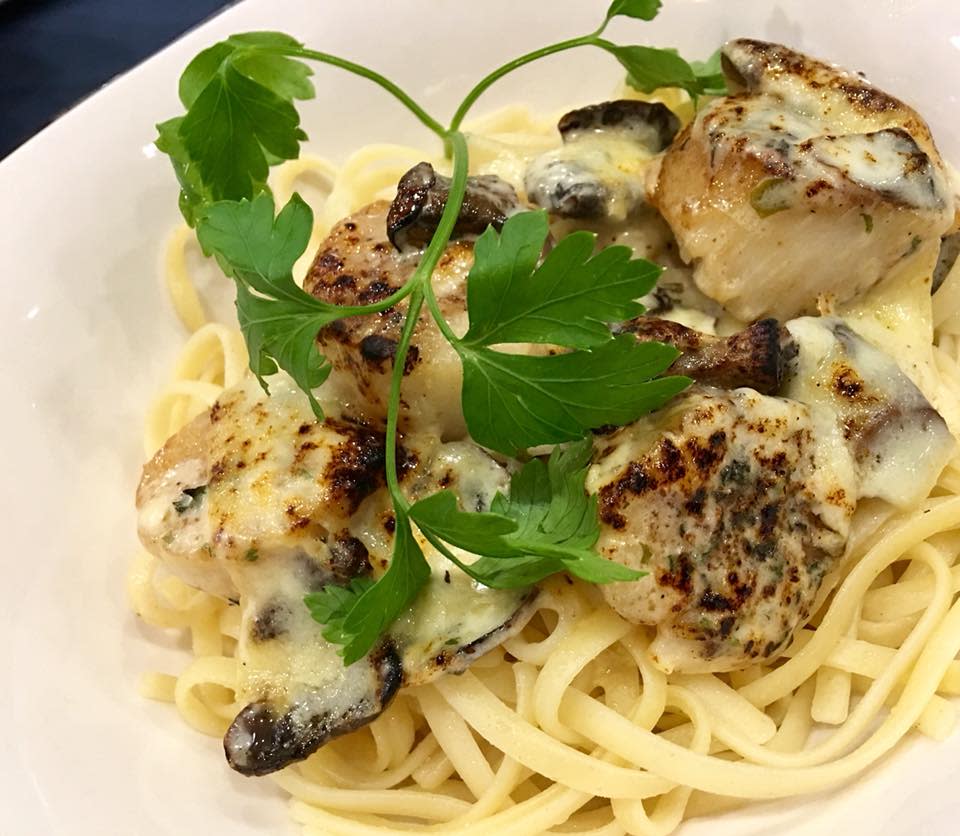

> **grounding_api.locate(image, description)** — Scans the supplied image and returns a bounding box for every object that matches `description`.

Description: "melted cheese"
[784,316,955,508]
[351,441,531,681]
[525,136,655,221]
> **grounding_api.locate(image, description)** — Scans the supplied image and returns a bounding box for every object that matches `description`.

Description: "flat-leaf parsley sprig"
[156,0,709,662]
[426,210,689,456]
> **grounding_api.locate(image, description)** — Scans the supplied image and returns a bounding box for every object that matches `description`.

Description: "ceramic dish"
[1,1,958,833]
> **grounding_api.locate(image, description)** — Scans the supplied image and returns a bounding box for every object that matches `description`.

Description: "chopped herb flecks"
[172,485,206,514]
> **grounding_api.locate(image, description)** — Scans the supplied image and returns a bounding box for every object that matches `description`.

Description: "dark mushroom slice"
[525,100,680,221]
[387,162,520,250]
[223,530,394,777]
[933,231,960,293]
[226,610,404,776]
[616,316,786,395]
[557,99,680,150]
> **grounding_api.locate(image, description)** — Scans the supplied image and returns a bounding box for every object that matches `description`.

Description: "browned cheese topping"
[587,386,856,673]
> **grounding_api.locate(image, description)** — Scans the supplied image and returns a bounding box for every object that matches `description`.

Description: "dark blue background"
[0,0,232,158]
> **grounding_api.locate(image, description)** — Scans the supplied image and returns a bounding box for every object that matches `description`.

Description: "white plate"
[1,1,958,833]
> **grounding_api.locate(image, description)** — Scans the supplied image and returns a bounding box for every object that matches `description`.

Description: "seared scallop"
[303,201,471,439]
[586,315,955,673]
[137,374,531,775]
[137,374,387,601]
[304,165,522,441]
[587,386,856,673]
[648,39,956,321]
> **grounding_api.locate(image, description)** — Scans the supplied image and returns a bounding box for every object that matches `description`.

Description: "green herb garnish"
[196,191,409,418]
[750,177,792,218]
[449,211,687,454]
[172,485,206,514]
[156,0,705,663]
[689,49,729,97]
[410,440,646,588]
[304,576,375,651]
[605,0,662,22]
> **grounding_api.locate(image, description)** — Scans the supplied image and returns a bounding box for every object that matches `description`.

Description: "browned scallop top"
[136,376,395,567]
[589,388,855,670]
[725,39,926,126]
[304,202,411,305]
[304,202,473,363]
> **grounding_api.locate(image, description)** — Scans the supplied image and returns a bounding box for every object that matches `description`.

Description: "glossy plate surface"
[1,1,958,833]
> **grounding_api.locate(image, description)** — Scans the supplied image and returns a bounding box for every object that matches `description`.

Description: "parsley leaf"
[468,550,644,587]
[454,212,688,455]
[196,192,352,418]
[461,211,660,350]
[409,493,518,557]
[158,32,315,222]
[409,440,645,587]
[491,439,598,552]
[304,576,374,645]
[607,44,702,99]
[615,44,729,101]
[605,0,662,22]
[466,554,566,587]
[180,33,315,107]
[154,117,212,226]
[180,64,304,202]
[690,49,728,97]
[460,335,687,456]
[336,514,431,664]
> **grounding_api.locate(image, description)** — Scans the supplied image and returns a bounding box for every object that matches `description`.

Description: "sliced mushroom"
[616,316,786,394]
[225,558,403,775]
[387,162,520,251]
[137,375,534,776]
[557,99,680,150]
[525,100,680,221]
[649,39,956,321]
[933,231,960,293]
